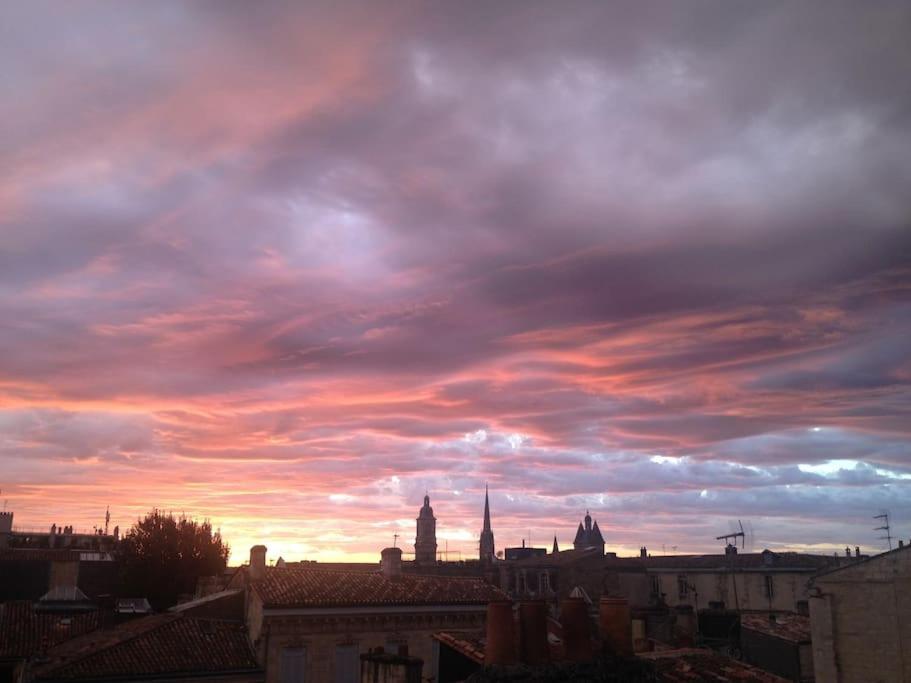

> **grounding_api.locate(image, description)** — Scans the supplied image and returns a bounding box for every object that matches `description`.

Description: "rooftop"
[642,550,840,572]
[0,602,100,659]
[741,613,811,643]
[251,565,507,609]
[641,648,790,682]
[32,613,260,681]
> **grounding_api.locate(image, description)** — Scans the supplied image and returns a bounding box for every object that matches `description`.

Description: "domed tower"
[479,485,495,562]
[414,494,437,564]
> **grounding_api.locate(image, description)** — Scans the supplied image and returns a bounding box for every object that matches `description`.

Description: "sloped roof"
[32,614,260,681]
[641,648,790,682]
[0,601,100,659]
[812,542,910,580]
[251,565,506,608]
[741,613,811,643]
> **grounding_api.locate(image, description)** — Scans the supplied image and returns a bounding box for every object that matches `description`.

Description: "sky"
[1,1,910,563]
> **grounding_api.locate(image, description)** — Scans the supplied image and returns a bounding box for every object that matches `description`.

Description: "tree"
[120,509,230,610]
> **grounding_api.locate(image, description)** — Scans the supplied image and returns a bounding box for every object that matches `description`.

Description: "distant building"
[504,542,547,561]
[0,511,119,553]
[573,511,605,555]
[810,542,911,683]
[414,494,437,564]
[478,487,495,563]
[231,545,506,682]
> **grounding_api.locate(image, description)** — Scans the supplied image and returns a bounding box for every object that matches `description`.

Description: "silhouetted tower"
[415,494,437,564]
[479,485,495,562]
[552,535,559,554]
[573,510,605,554]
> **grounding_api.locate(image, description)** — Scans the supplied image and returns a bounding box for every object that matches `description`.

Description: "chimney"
[899,540,904,548]
[249,545,267,581]
[518,600,549,665]
[559,597,592,662]
[640,547,647,558]
[725,544,737,555]
[484,600,517,666]
[845,547,851,557]
[380,547,402,579]
[855,546,860,558]
[599,597,633,657]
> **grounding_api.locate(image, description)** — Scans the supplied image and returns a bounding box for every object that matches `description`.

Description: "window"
[280,647,306,683]
[334,644,358,683]
[764,575,774,600]
[541,571,551,593]
[677,575,688,598]
[650,575,661,596]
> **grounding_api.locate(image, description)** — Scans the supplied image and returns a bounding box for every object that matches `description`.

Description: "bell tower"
[414,494,437,564]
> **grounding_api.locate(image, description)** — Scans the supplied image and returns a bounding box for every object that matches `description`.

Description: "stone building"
[644,548,847,613]
[573,511,605,555]
[809,542,911,683]
[414,495,437,565]
[478,487,495,563]
[232,545,506,683]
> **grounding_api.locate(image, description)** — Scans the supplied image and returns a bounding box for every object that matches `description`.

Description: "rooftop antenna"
[716,520,745,550]
[874,511,893,550]
[393,533,399,549]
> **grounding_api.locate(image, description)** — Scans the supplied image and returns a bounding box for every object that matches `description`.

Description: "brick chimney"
[559,597,592,662]
[599,597,633,657]
[640,547,647,558]
[380,547,402,578]
[249,545,267,581]
[484,600,517,666]
[855,546,860,557]
[518,600,549,665]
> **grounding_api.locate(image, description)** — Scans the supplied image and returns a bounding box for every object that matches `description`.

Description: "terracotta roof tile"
[0,602,100,659]
[641,649,790,682]
[33,614,260,681]
[741,613,811,643]
[253,566,507,608]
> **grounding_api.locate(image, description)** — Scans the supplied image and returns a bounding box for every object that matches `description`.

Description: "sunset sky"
[2,2,910,563]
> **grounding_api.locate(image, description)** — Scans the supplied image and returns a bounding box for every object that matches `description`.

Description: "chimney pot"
[249,545,267,581]
[845,546,851,557]
[560,597,593,662]
[381,547,403,578]
[855,546,860,557]
[518,600,549,665]
[599,597,633,657]
[640,547,647,558]
[484,600,517,666]
[899,540,904,548]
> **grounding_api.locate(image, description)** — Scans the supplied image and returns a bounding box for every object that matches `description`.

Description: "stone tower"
[572,510,605,554]
[414,494,437,564]
[479,485,495,562]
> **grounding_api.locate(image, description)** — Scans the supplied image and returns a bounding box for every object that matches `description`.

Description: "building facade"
[810,543,911,683]
[233,546,505,683]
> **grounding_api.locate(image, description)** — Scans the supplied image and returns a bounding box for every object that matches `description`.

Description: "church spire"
[482,484,491,532]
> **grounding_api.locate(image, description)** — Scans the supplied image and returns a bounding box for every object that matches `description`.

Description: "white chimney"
[381,547,402,578]
[250,545,267,581]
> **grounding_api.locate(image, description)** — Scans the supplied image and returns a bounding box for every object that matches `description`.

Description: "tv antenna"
[874,511,892,550]
[716,520,745,550]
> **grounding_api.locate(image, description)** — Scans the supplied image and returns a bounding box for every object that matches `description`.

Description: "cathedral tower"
[479,485,495,562]
[414,494,437,564]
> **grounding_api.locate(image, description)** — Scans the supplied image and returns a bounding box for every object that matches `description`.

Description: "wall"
[810,547,911,683]
[650,570,814,613]
[258,610,486,683]
[741,627,803,682]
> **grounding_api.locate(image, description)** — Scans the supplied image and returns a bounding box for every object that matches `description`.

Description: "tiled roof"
[33,614,260,681]
[741,613,811,643]
[641,648,790,682]
[432,631,485,664]
[0,602,100,659]
[643,551,839,572]
[252,566,507,608]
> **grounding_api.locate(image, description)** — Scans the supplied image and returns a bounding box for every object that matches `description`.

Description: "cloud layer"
[2,1,910,561]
